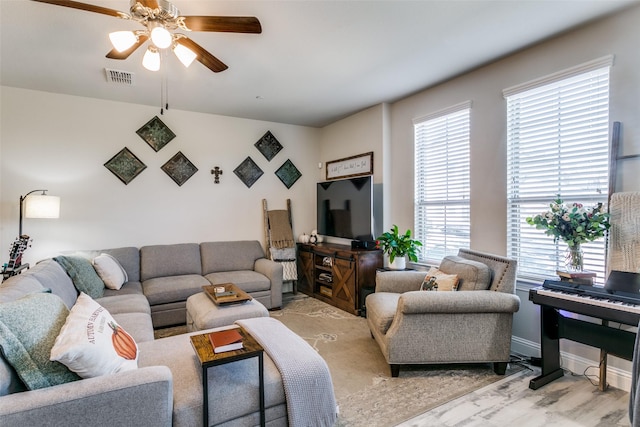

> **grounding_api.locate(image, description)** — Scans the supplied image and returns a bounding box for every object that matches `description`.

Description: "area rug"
[270,295,523,427]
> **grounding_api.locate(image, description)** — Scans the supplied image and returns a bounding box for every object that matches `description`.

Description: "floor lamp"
[19,189,61,237]
[2,189,61,280]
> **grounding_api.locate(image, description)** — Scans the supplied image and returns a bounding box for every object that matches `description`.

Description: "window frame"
[413,101,472,264]
[504,56,612,284]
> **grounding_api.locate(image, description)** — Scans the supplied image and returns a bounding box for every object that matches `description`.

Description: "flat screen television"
[317,176,374,241]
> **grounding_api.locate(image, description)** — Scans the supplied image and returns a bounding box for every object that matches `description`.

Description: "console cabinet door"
[297,248,313,295]
[331,255,356,314]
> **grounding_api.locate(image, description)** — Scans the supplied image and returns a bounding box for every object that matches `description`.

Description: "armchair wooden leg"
[390,365,400,377]
[493,362,507,375]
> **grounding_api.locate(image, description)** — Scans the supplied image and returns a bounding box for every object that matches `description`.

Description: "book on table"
[209,328,244,353]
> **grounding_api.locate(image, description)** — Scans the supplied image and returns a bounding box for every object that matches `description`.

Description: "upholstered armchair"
[366,248,520,377]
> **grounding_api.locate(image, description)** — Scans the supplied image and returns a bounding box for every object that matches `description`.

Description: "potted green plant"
[376,225,422,270]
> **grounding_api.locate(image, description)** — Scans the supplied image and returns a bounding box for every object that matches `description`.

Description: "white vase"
[388,256,406,270]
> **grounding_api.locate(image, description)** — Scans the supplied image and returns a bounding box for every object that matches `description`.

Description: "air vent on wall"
[105,68,135,86]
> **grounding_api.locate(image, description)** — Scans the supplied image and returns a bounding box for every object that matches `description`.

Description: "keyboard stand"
[528,300,637,390]
[600,347,608,391]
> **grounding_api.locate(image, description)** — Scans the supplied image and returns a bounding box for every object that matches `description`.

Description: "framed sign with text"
[326,151,373,180]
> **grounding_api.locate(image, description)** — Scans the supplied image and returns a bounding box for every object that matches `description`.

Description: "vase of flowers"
[565,245,584,271]
[526,195,610,271]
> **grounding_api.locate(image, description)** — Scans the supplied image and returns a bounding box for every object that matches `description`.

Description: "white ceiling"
[1,0,638,128]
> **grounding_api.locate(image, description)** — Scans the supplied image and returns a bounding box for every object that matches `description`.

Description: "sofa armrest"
[398,290,520,315]
[254,258,283,307]
[0,366,173,427]
[375,271,426,293]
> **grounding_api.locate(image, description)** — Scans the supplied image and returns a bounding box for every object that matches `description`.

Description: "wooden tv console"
[297,242,383,315]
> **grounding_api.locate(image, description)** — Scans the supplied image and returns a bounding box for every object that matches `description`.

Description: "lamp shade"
[150,25,172,49]
[24,195,60,219]
[143,46,161,71]
[109,31,138,52]
[174,43,197,67]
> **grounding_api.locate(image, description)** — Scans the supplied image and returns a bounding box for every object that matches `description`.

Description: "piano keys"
[529,277,640,390]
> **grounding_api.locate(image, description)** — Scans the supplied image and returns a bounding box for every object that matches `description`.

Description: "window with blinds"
[414,102,471,263]
[504,57,612,283]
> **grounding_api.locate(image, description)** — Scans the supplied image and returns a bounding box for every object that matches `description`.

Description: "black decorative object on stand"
[104,147,147,185]
[234,156,264,188]
[161,151,198,186]
[136,116,176,152]
[254,131,283,161]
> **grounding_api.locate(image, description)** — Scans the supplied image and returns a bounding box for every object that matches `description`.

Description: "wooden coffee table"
[190,327,265,427]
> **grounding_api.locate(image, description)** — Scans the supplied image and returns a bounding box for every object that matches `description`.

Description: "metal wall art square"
[104,147,147,185]
[136,116,176,152]
[254,131,283,161]
[275,159,302,189]
[234,156,264,188]
[161,151,198,186]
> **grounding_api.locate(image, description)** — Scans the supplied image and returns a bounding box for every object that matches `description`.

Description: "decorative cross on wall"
[211,167,223,184]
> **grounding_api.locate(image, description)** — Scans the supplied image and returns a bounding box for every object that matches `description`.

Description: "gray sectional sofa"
[0,240,313,426]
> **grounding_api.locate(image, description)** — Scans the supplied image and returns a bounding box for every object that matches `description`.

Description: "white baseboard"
[511,336,632,391]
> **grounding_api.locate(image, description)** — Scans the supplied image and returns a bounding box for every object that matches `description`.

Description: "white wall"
[387,5,640,388]
[0,88,321,265]
[314,5,640,388]
[318,104,389,243]
[390,7,640,256]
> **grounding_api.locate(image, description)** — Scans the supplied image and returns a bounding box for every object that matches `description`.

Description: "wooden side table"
[190,327,265,427]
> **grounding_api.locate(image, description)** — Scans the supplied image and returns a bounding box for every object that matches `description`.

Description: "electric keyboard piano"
[529,278,640,390]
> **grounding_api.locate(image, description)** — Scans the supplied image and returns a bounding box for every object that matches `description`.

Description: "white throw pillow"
[92,253,128,290]
[421,267,459,291]
[50,293,138,378]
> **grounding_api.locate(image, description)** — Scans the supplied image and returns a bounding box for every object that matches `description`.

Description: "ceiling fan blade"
[176,38,228,73]
[105,35,149,60]
[182,16,262,33]
[31,0,125,18]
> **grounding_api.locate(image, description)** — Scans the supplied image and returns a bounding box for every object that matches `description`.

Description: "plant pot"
[388,256,406,270]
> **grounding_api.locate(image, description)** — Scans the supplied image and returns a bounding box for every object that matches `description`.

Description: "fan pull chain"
[160,52,169,115]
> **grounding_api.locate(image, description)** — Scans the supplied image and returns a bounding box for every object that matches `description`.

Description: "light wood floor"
[399,366,630,427]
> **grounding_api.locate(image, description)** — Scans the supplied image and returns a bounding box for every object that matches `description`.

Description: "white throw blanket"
[236,317,337,427]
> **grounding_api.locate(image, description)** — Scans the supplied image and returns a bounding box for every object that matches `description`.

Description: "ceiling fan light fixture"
[109,31,138,52]
[142,46,161,71]
[174,43,197,68]
[149,22,172,49]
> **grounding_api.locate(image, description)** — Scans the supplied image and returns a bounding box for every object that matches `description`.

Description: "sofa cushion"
[102,281,144,298]
[143,274,210,305]
[0,293,80,390]
[97,294,151,316]
[101,246,141,283]
[53,255,105,299]
[0,274,46,304]
[364,292,400,335]
[140,243,202,281]
[205,270,271,293]
[439,256,491,291]
[50,293,139,379]
[25,259,79,309]
[93,253,128,290]
[200,241,266,274]
[112,312,155,343]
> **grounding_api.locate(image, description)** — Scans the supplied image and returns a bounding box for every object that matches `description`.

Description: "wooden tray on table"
[203,283,252,306]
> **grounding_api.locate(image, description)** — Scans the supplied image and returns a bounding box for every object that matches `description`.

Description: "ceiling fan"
[31,0,262,73]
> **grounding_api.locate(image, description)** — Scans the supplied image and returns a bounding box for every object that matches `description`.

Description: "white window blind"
[414,102,471,262]
[505,61,611,283]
